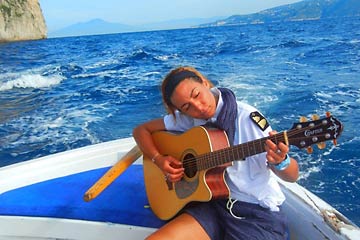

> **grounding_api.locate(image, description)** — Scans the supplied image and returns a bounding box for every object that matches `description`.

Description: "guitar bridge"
[166,179,173,190]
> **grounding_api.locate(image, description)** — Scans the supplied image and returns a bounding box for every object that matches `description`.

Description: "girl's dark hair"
[161,66,214,115]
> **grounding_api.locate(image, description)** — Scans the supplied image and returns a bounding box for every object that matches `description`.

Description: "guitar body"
[143,126,231,220]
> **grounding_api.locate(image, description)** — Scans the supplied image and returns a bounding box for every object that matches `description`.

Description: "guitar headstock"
[288,112,343,152]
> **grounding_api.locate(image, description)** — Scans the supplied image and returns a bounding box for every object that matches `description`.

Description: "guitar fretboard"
[196,132,287,170]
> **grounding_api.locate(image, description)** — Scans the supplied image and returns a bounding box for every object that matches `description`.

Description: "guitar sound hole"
[183,153,197,178]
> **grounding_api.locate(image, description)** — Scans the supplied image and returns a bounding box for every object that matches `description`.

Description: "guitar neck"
[197,131,287,170]
[189,114,342,171]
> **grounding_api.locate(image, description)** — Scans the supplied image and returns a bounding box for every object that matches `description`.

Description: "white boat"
[0,137,359,239]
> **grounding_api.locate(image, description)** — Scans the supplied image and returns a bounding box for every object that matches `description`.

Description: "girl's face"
[170,78,217,119]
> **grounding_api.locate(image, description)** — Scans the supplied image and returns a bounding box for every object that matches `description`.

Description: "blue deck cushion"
[0,165,166,228]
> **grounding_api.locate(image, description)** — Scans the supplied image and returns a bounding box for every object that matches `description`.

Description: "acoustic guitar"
[143,113,343,220]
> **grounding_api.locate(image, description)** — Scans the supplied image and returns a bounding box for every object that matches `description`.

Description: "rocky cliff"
[0,0,47,42]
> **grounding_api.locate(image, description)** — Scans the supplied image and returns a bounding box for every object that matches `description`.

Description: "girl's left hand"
[265,130,289,165]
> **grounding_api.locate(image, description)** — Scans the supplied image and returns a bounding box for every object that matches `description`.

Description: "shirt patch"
[250,111,269,131]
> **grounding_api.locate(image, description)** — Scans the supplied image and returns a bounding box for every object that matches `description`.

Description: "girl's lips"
[200,106,214,119]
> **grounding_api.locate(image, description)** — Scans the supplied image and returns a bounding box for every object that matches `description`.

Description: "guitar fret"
[244,142,250,157]
[258,139,266,153]
[238,145,244,160]
[205,155,210,170]
[256,141,260,153]
[231,147,237,161]
[252,140,257,155]
[241,144,246,159]
[218,151,223,166]
[235,144,245,160]
[248,142,255,156]
[198,156,202,170]
[201,155,205,170]
[198,155,204,170]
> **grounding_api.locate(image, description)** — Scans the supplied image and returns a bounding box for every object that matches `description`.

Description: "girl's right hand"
[154,155,184,182]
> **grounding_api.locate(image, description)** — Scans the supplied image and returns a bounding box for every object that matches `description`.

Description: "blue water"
[1,17,359,226]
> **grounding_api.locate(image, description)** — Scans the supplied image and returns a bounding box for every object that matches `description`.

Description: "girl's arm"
[133,118,184,182]
[133,118,166,161]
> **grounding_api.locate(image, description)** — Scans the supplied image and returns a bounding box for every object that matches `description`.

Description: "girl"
[133,66,299,240]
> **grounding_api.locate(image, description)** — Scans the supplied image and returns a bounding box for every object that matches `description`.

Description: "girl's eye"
[182,103,190,112]
[193,90,200,98]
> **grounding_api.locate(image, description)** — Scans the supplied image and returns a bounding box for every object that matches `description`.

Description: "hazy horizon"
[39,0,302,32]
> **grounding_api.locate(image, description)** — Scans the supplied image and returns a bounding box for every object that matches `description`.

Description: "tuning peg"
[317,142,326,149]
[326,112,331,117]
[312,114,320,120]
[307,146,313,154]
[300,116,307,122]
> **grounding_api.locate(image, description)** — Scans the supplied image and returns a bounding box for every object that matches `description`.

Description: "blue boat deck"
[0,165,166,228]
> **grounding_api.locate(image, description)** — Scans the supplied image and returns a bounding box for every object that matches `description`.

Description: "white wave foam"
[0,74,64,91]
[299,165,321,181]
[73,70,117,79]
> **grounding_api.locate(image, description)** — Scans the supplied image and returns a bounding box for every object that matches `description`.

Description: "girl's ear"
[201,78,211,88]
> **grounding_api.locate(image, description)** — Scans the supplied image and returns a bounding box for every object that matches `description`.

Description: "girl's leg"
[146,213,210,240]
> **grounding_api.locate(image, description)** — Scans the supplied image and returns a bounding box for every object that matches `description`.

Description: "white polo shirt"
[163,88,285,211]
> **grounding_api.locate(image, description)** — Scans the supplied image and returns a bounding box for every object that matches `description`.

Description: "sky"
[39,0,302,32]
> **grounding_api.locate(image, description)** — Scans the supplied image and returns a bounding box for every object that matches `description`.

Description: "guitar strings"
[180,119,333,171]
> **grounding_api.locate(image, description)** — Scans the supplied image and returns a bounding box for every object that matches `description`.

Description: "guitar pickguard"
[174,150,200,199]
[175,178,199,199]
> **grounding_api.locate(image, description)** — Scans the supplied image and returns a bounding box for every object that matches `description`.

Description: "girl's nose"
[192,101,205,113]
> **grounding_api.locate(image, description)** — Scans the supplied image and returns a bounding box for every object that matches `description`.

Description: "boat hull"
[0,138,359,239]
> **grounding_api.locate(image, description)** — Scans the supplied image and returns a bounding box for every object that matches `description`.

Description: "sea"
[1,16,359,226]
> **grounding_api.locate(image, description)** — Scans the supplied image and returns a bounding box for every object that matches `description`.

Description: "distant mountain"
[137,16,225,31]
[200,0,360,27]
[49,16,225,38]
[49,19,135,38]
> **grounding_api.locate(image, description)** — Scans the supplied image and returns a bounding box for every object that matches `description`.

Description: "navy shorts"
[184,199,288,240]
